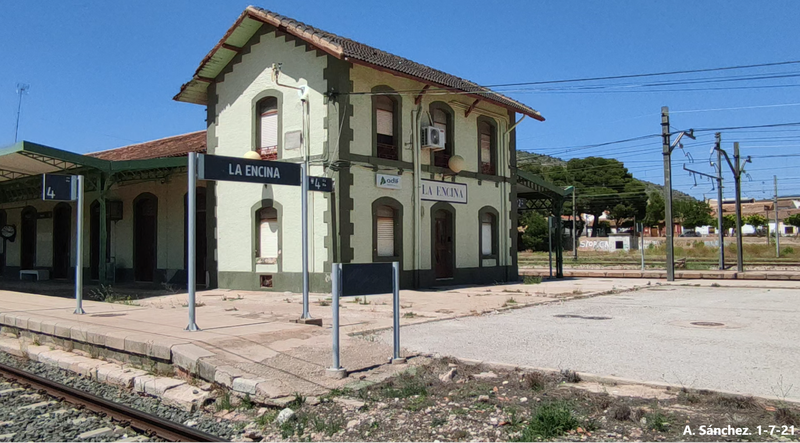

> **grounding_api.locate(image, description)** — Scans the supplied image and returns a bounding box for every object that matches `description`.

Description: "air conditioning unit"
[421,126,446,151]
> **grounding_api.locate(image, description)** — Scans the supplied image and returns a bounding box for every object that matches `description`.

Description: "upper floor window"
[479,120,496,175]
[432,107,452,168]
[257,206,279,262]
[375,95,399,160]
[258,97,278,160]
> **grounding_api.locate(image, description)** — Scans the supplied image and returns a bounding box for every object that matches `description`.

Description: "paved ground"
[521,267,800,280]
[385,285,800,402]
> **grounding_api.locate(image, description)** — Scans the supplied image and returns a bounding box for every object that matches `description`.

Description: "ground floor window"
[376,206,395,257]
[373,198,402,262]
[258,207,279,262]
[786,226,794,234]
[479,207,498,259]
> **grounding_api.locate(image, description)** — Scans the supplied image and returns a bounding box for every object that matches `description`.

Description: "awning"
[516,169,572,202]
[0,141,107,183]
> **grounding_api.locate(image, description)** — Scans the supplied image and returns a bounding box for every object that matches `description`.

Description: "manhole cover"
[89,313,127,318]
[691,321,724,327]
[554,314,611,320]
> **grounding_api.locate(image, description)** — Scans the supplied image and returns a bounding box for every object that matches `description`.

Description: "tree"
[674,199,714,230]
[743,214,768,233]
[643,191,665,228]
[785,214,800,235]
[712,214,737,235]
[519,211,549,251]
[608,203,639,231]
[524,157,647,237]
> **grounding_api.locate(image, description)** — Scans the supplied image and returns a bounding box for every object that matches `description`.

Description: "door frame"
[52,202,72,279]
[133,193,158,282]
[430,202,456,280]
[20,206,37,269]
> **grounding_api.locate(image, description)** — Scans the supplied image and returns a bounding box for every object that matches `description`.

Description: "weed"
[280,413,308,439]
[215,392,233,412]
[161,282,180,293]
[711,282,721,287]
[350,297,361,304]
[402,312,417,318]
[611,404,631,421]
[405,395,432,412]
[560,369,581,383]
[515,401,578,441]
[318,299,331,307]
[224,306,238,312]
[775,408,798,426]
[572,289,584,295]
[287,392,306,409]
[312,415,343,436]
[239,393,255,410]
[524,372,549,391]
[322,387,352,400]
[256,409,279,427]
[88,285,139,305]
[645,410,670,432]
[631,408,646,422]
[712,394,757,410]
[431,416,447,427]
[31,335,40,346]
[380,373,428,399]
[180,301,205,308]
[452,430,469,440]
[523,275,542,285]
[505,297,518,304]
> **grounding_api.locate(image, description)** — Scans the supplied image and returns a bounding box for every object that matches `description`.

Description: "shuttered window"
[376,95,397,160]
[432,107,451,167]
[258,97,278,160]
[481,212,495,257]
[258,207,279,259]
[479,121,495,175]
[376,206,395,257]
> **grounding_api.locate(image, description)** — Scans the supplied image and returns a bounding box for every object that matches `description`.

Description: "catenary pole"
[572,188,577,260]
[715,133,725,270]
[186,152,199,331]
[661,107,675,281]
[775,175,780,258]
[733,143,744,273]
[74,175,85,315]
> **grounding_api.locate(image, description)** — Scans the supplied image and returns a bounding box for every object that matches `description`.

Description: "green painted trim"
[218,271,330,292]
[251,89,284,158]
[341,152,413,170]
[509,110,519,272]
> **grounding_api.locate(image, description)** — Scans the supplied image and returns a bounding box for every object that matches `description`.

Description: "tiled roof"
[175,7,544,121]
[87,131,206,161]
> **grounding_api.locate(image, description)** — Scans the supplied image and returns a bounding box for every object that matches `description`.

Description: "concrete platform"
[521,267,800,281]
[1,276,793,399]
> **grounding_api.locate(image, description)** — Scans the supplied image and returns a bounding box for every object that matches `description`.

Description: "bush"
[515,402,578,441]
[782,246,795,255]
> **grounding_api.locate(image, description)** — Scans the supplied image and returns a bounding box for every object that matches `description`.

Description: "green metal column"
[99,174,109,284]
[554,200,564,278]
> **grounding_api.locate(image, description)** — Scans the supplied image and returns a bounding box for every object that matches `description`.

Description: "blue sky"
[2,1,799,200]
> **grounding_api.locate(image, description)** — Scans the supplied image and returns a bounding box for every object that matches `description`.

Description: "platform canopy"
[0,141,188,203]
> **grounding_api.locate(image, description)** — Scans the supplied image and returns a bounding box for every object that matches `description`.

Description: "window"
[479,120,496,175]
[481,211,496,257]
[708,227,716,234]
[615,241,624,249]
[786,226,794,234]
[431,105,452,168]
[376,206,395,257]
[375,95,398,160]
[373,198,402,262]
[257,207,279,261]
[257,97,278,160]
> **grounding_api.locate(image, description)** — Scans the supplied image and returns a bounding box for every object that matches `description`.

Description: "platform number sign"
[308,176,333,193]
[42,174,77,201]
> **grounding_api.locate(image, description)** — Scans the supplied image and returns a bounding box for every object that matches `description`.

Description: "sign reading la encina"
[421,179,467,204]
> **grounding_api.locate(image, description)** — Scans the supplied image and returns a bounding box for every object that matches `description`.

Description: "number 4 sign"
[42,174,78,201]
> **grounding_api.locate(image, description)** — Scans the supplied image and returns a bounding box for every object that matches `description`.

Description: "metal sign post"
[301,163,310,320]
[328,262,401,378]
[43,174,84,314]
[186,153,199,331]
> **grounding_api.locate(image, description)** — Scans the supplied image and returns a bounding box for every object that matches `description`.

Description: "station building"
[0,7,569,292]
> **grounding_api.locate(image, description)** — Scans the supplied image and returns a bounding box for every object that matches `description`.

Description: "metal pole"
[775,175,780,258]
[716,133,725,270]
[547,216,553,278]
[391,261,404,364]
[330,263,342,372]
[640,223,645,271]
[301,163,310,319]
[733,142,744,273]
[662,107,675,281]
[186,153,199,331]
[572,189,577,260]
[74,175,85,315]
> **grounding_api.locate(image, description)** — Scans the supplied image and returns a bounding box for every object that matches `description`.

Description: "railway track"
[0,362,224,442]
[519,259,800,268]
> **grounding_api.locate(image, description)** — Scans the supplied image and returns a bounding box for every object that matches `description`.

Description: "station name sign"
[197,154,301,186]
[421,179,467,204]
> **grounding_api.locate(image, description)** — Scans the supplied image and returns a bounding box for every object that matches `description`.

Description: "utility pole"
[733,142,744,272]
[661,106,695,281]
[775,175,780,258]
[14,83,30,143]
[715,133,725,270]
[572,188,577,260]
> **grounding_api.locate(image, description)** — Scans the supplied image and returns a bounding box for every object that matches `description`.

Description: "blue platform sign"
[42,174,77,201]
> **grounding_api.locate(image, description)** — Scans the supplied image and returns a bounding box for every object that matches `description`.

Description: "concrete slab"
[171,344,214,374]
[161,384,211,412]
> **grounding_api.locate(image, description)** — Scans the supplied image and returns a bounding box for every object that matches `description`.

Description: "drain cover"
[554,314,611,320]
[691,321,724,327]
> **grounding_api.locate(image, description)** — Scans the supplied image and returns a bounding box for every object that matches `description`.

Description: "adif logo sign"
[376,173,401,189]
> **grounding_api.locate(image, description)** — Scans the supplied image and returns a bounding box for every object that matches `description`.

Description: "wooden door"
[134,195,157,282]
[52,204,71,279]
[434,210,453,279]
[20,207,36,269]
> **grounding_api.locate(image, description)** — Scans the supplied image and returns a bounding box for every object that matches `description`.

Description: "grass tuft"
[523,275,543,285]
[515,401,578,441]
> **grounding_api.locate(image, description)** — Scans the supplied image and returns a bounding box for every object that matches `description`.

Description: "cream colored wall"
[211,27,331,275]
[349,64,514,271]
[0,177,196,277]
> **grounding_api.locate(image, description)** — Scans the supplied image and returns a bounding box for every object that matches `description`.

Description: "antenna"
[14,82,30,143]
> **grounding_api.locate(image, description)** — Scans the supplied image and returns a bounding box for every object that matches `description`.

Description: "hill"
[516,150,696,201]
